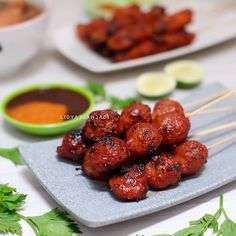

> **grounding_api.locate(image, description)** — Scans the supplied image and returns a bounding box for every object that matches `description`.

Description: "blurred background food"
[0,0,42,28]
[77,5,195,62]
[0,0,48,76]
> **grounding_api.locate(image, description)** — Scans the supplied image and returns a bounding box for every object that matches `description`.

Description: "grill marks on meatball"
[154,113,191,145]
[173,140,208,176]
[84,136,130,172]
[120,102,152,131]
[83,110,123,142]
[152,99,184,121]
[57,129,86,162]
[109,164,148,201]
[126,122,163,158]
[145,153,181,189]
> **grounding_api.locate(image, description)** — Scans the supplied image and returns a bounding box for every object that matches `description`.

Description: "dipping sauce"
[0,0,43,28]
[6,88,90,125]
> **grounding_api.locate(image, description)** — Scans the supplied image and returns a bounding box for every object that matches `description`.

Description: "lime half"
[137,72,176,99]
[85,0,157,18]
[165,60,204,89]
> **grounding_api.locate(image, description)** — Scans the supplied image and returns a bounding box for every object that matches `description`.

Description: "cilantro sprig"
[0,184,82,236]
[86,80,142,109]
[0,147,23,165]
[140,194,236,236]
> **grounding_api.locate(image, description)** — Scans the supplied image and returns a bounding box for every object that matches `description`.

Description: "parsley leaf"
[0,212,22,235]
[0,147,24,165]
[220,219,236,236]
[190,214,218,233]
[0,184,82,235]
[0,184,26,212]
[28,208,82,236]
[109,96,142,110]
[173,225,204,236]
[87,80,107,101]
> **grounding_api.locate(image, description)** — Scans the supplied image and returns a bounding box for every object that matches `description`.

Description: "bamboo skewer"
[183,89,231,109]
[194,106,236,115]
[191,120,236,138]
[207,132,236,150]
[186,89,236,118]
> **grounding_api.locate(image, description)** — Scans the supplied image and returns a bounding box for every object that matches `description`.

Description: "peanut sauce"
[6,88,90,125]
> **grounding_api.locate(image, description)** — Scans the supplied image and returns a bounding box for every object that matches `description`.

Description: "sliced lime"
[165,60,204,89]
[85,0,157,18]
[136,72,176,99]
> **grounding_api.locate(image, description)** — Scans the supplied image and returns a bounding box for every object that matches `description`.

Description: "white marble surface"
[1,0,236,235]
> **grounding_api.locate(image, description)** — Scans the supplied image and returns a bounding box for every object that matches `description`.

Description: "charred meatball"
[152,99,184,121]
[120,102,152,131]
[126,122,163,159]
[82,151,110,180]
[174,140,208,176]
[83,110,123,142]
[85,136,130,172]
[155,113,190,145]
[57,129,86,162]
[145,153,181,189]
[109,164,148,201]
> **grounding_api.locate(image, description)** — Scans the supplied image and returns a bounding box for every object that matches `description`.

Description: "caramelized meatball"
[155,113,190,145]
[120,102,152,131]
[82,151,110,180]
[126,122,163,159]
[109,164,148,201]
[83,110,123,142]
[174,140,208,176]
[86,136,130,172]
[57,129,86,162]
[145,153,181,189]
[152,99,184,121]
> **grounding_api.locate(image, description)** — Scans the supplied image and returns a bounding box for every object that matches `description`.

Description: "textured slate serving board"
[20,83,236,228]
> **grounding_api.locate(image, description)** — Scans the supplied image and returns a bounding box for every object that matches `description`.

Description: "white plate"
[52,0,236,73]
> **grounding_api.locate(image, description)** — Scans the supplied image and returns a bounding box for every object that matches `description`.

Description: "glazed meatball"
[120,102,152,131]
[145,153,181,189]
[57,129,86,162]
[155,113,190,145]
[126,122,163,159]
[109,164,148,201]
[83,110,123,142]
[152,99,184,121]
[173,140,208,176]
[82,151,110,180]
[85,136,130,172]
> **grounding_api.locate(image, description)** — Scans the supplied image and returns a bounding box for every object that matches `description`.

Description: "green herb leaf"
[87,80,107,101]
[173,225,204,236]
[109,96,142,110]
[28,208,82,236]
[220,219,236,236]
[0,212,22,235]
[0,147,24,165]
[190,214,218,233]
[0,184,27,212]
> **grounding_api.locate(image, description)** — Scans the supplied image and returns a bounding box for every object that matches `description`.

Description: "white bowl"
[0,0,49,76]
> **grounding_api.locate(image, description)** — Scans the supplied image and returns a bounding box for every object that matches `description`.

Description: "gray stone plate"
[20,83,236,228]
